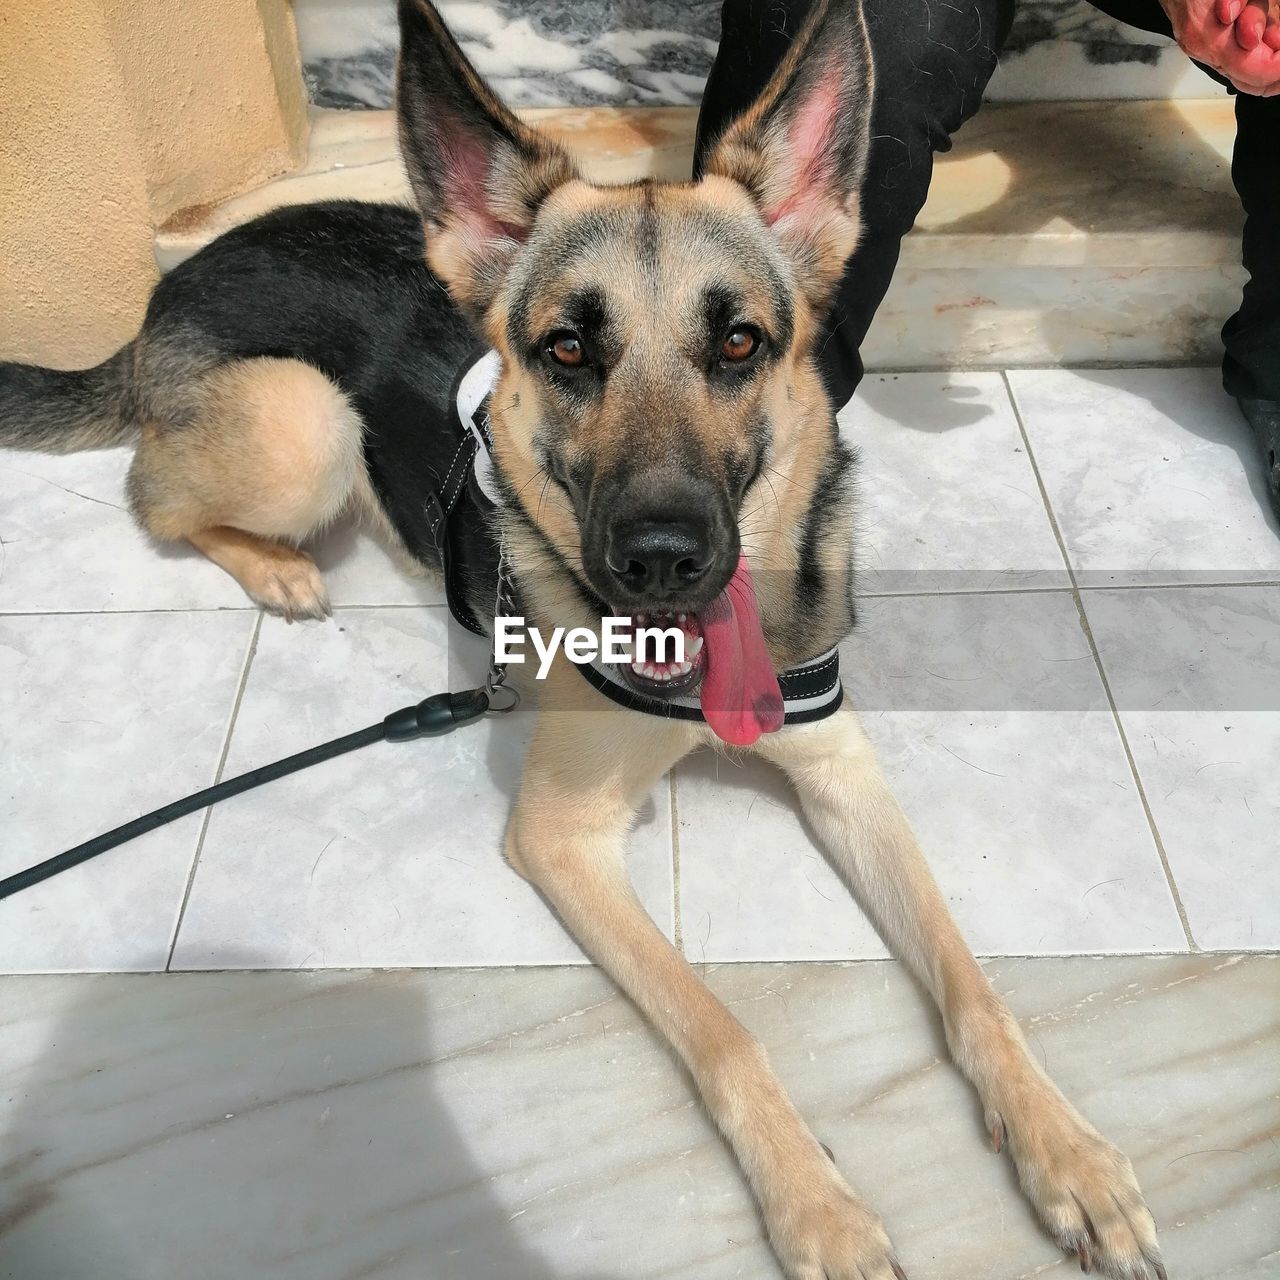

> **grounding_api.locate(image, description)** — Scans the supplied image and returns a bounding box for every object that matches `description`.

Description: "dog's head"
[397,0,871,741]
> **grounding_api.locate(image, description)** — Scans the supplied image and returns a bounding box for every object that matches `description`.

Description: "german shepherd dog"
[0,2,1165,1276]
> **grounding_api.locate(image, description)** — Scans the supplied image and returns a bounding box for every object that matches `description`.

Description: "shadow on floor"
[853,371,998,433]
[1067,366,1280,539]
[0,956,620,1280]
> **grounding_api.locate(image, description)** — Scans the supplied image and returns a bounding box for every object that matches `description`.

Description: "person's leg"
[1222,91,1280,401]
[1091,0,1279,397]
[1224,89,1280,511]
[1089,0,1280,512]
[696,0,1015,409]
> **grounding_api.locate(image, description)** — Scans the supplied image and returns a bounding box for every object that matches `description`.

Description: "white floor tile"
[0,447,247,612]
[0,446,443,613]
[0,611,256,972]
[843,372,1066,593]
[310,519,446,608]
[1007,367,1280,585]
[1086,585,1280,950]
[171,608,674,969]
[677,591,1187,961]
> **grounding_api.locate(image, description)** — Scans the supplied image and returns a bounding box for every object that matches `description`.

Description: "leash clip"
[484,663,520,715]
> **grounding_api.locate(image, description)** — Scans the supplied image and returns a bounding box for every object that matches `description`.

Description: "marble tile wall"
[295,0,1226,110]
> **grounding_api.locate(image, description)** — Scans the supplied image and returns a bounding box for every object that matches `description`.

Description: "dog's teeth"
[678,612,687,623]
[631,655,700,686]
[686,635,704,657]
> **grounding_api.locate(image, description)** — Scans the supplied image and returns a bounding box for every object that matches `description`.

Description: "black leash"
[0,682,517,904]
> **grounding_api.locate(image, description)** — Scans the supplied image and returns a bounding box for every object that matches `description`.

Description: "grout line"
[670,769,683,956]
[863,360,1223,377]
[9,584,1275,621]
[1002,372,1199,952]
[997,372,1080,588]
[0,606,259,617]
[1065,589,1200,952]
[853,578,1280,600]
[1077,579,1280,591]
[165,610,263,971]
[0,602,450,618]
[857,585,1073,600]
[326,602,450,610]
[34,945,1280,980]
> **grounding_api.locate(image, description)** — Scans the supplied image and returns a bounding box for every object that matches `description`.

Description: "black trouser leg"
[1088,0,1280,400]
[695,0,1014,409]
[1221,91,1280,401]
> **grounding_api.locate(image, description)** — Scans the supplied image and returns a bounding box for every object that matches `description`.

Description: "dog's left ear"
[396,0,576,315]
[701,0,874,310]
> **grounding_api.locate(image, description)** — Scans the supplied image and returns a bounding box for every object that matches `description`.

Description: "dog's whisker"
[763,464,804,491]
[512,465,553,502]
[761,471,782,516]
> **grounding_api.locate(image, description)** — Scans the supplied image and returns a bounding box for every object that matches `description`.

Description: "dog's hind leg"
[506,662,906,1280]
[128,357,364,620]
[758,704,1165,1280]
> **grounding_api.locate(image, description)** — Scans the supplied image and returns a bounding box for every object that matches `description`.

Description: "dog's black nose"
[606,520,712,598]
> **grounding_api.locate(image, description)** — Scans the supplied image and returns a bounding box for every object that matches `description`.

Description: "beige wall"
[0,0,309,368]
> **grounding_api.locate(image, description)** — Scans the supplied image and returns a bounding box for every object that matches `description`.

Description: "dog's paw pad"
[247,554,331,622]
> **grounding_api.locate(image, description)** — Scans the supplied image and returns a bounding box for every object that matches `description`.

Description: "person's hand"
[1219,0,1280,51]
[1160,0,1280,95]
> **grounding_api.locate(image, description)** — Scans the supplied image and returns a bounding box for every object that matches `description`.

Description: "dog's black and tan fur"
[0,3,1165,1277]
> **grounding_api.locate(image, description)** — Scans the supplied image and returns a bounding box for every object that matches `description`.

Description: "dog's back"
[0,200,476,451]
[0,199,488,619]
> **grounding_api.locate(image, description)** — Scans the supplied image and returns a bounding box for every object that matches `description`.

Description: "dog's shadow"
[0,949,620,1280]
[853,373,997,433]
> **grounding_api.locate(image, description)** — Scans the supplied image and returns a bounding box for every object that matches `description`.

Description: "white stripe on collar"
[457,349,503,506]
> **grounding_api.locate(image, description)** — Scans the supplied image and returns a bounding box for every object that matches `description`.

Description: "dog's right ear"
[700,0,874,313]
[396,0,575,316]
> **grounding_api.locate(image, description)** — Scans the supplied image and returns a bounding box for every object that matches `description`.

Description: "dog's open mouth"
[612,555,786,747]
[619,611,707,696]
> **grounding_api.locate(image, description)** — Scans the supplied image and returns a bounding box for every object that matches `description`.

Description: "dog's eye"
[721,328,760,362]
[547,332,585,368]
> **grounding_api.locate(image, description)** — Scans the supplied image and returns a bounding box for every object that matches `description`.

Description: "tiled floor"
[2,366,1278,1278]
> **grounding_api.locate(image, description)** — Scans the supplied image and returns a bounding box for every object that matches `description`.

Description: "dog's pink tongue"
[699,555,784,746]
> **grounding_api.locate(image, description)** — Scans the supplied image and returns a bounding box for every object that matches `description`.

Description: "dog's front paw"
[991,1098,1164,1279]
[766,1164,906,1280]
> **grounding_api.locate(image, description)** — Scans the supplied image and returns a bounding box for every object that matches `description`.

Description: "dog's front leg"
[758,704,1165,1280]
[507,664,905,1280]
